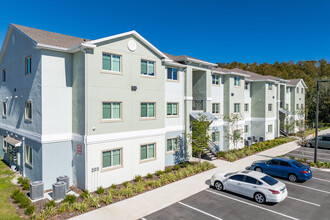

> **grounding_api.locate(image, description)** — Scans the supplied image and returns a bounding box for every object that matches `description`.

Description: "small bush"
[80,190,90,199]
[25,204,35,215]
[17,177,24,184]
[173,164,180,170]
[123,181,129,187]
[86,196,100,208]
[19,196,31,208]
[235,150,246,158]
[74,202,88,213]
[146,173,154,179]
[134,181,145,193]
[96,186,105,194]
[310,162,316,167]
[217,151,225,158]
[110,184,117,189]
[22,182,30,191]
[155,170,164,176]
[258,142,265,148]
[45,200,56,209]
[101,192,113,204]
[224,152,238,162]
[118,187,134,198]
[289,156,295,160]
[63,194,76,204]
[166,173,176,182]
[134,175,142,182]
[181,161,189,168]
[164,167,172,173]
[58,202,70,213]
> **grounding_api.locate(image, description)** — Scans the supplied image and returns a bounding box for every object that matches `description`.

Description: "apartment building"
[0,24,306,191]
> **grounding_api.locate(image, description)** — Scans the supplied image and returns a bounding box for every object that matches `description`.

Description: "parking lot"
[285,147,330,163]
[142,169,330,220]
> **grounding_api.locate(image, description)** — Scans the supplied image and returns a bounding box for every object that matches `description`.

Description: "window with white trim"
[296,104,299,110]
[245,82,249,90]
[268,124,273,133]
[167,103,178,116]
[141,60,155,76]
[268,82,272,90]
[286,87,289,93]
[25,57,31,75]
[212,132,220,143]
[2,69,6,82]
[25,145,32,166]
[296,87,299,93]
[141,102,155,118]
[268,104,272,111]
[167,137,178,152]
[2,102,7,117]
[234,76,240,86]
[102,102,121,120]
[25,101,32,121]
[102,149,121,168]
[244,103,249,112]
[301,104,303,109]
[102,53,121,72]
[167,67,178,80]
[301,88,303,94]
[212,74,219,85]
[234,103,240,113]
[212,103,220,114]
[141,143,155,160]
[244,125,249,133]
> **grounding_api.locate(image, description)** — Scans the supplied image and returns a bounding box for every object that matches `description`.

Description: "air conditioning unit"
[245,140,251,148]
[57,175,70,192]
[52,181,66,201]
[30,181,44,200]
[259,137,265,142]
[252,136,257,142]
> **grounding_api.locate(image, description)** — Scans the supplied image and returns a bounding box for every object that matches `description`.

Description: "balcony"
[192,100,203,111]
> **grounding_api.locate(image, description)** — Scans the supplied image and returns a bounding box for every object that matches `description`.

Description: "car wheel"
[254,192,265,204]
[214,181,223,191]
[288,174,297,182]
[308,143,313,148]
[255,167,263,173]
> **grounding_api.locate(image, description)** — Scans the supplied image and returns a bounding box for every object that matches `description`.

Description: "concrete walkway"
[72,129,330,220]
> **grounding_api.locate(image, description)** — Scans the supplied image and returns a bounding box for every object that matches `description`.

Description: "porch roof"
[190,112,217,121]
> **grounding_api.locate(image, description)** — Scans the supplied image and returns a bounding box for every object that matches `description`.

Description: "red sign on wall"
[77,144,82,155]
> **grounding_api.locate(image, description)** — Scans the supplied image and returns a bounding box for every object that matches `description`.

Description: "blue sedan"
[250,158,312,182]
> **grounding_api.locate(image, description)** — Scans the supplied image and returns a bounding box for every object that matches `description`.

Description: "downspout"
[78,47,88,190]
[22,137,25,177]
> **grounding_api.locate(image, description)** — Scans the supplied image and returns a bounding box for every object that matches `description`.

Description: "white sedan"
[210,170,287,204]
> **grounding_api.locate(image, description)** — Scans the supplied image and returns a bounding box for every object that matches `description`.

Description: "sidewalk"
[72,129,330,220]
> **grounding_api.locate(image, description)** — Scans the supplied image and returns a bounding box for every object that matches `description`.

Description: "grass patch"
[0,159,21,219]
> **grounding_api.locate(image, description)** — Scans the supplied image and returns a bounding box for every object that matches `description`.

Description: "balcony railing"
[192,100,203,110]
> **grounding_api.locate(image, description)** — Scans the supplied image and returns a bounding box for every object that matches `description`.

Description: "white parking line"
[178,202,222,220]
[141,218,147,220]
[205,190,299,220]
[287,196,320,207]
[312,177,330,183]
[284,181,330,194]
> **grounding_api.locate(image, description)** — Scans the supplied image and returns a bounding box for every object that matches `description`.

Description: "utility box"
[57,175,70,192]
[245,140,251,148]
[30,181,44,200]
[52,181,66,201]
[252,136,257,142]
[259,137,265,142]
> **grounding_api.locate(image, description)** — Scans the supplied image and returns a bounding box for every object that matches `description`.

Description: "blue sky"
[0,0,329,64]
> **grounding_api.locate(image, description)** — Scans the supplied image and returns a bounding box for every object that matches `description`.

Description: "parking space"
[142,169,330,220]
[285,147,330,163]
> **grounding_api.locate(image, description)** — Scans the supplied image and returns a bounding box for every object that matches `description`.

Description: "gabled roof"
[11,23,89,48]
[163,52,216,67]
[287,79,307,88]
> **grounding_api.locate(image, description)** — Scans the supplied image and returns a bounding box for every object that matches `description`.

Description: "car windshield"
[261,176,278,186]
[291,161,304,168]
[225,172,238,177]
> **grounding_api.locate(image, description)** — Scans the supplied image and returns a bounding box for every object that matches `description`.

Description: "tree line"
[217,60,330,127]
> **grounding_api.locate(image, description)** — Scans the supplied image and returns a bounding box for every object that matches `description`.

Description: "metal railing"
[192,100,203,110]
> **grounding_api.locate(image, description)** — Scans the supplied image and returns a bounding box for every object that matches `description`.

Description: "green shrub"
[289,156,295,159]
[17,177,24,184]
[19,196,31,208]
[258,142,265,148]
[146,173,154,179]
[86,196,100,208]
[224,152,238,162]
[166,173,176,182]
[310,162,316,167]
[45,200,56,209]
[134,181,145,193]
[175,170,184,180]
[134,175,142,182]
[101,192,113,204]
[25,204,35,215]
[181,161,189,168]
[160,175,169,185]
[118,187,134,198]
[22,182,30,191]
[11,189,23,201]
[164,167,172,173]
[217,151,225,158]
[80,190,90,199]
[110,184,117,189]
[58,202,70,213]
[123,181,129,187]
[74,202,88,213]
[96,186,105,194]
[173,164,180,170]
[155,170,164,176]
[244,148,254,156]
[63,194,76,204]
[235,150,246,158]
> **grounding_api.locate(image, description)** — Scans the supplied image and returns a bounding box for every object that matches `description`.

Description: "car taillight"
[302,171,308,174]
[269,189,280,194]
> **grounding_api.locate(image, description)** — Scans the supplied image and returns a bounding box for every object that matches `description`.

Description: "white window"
[212,132,220,143]
[167,137,179,152]
[141,60,155,76]
[102,102,121,120]
[25,57,31,75]
[268,104,272,111]
[301,104,303,109]
[25,145,32,166]
[141,102,155,118]
[286,87,289,93]
[244,103,249,112]
[268,124,273,133]
[212,103,220,114]
[268,82,272,90]
[245,82,249,90]
[167,67,178,80]
[244,125,249,133]
[296,104,299,110]
[2,135,7,152]
[296,87,299,93]
[301,88,303,94]
[141,143,155,160]
[234,76,240,86]
[285,104,289,110]
[2,102,7,117]
[102,149,121,169]
[25,101,32,121]
[167,103,178,116]
[212,74,219,85]
[2,69,6,82]
[102,53,121,72]
[234,103,240,113]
